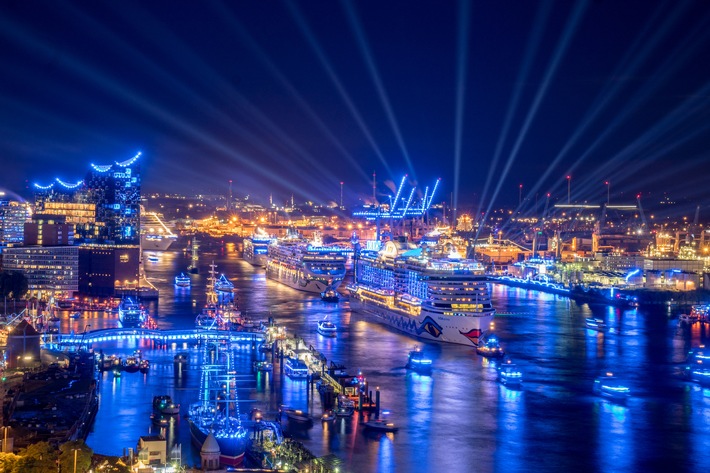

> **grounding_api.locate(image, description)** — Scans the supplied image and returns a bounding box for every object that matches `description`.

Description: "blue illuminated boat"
[175,273,191,288]
[118,297,145,328]
[284,357,309,379]
[407,346,432,373]
[497,359,523,386]
[188,343,248,467]
[214,274,235,294]
[585,317,607,331]
[593,372,630,401]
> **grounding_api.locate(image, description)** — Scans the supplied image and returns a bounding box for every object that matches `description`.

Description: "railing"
[42,327,264,346]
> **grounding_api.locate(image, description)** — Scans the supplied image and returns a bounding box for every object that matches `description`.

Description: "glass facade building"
[0,200,30,246]
[1,246,79,298]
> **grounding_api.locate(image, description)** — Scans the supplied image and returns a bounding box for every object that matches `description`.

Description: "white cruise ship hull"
[141,235,177,251]
[266,266,342,293]
[243,252,268,267]
[350,296,494,346]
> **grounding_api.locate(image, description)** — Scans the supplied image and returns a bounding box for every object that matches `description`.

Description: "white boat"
[214,274,235,294]
[253,361,273,372]
[349,233,495,346]
[243,228,273,267]
[593,372,630,401]
[284,357,309,379]
[317,318,337,337]
[175,272,191,288]
[497,360,523,386]
[265,230,349,294]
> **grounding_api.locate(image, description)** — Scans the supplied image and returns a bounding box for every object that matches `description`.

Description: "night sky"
[2,1,710,212]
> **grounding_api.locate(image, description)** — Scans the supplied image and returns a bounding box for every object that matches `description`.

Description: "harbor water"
[83,245,710,472]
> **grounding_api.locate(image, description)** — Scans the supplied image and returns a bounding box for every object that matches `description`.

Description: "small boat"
[123,356,140,373]
[363,419,399,433]
[334,405,354,417]
[175,273,191,288]
[150,413,169,426]
[407,346,432,373]
[281,407,313,425]
[153,395,180,415]
[69,312,81,319]
[139,359,150,374]
[476,334,505,358]
[497,359,523,386]
[112,367,122,377]
[593,372,630,401]
[321,410,336,421]
[585,317,607,331]
[253,361,273,372]
[321,287,340,303]
[317,318,337,337]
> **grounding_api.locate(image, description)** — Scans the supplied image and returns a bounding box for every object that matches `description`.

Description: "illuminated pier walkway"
[41,327,264,348]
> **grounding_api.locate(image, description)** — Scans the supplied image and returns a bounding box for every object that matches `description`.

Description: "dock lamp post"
[2,426,8,453]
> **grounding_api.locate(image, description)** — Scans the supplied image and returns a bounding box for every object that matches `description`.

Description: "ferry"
[284,357,309,379]
[407,346,433,373]
[118,297,145,328]
[243,228,273,267]
[265,230,349,294]
[175,273,191,288]
[593,372,630,401]
[349,233,495,346]
[317,318,337,337]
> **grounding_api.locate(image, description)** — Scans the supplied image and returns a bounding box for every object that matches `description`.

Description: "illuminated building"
[78,245,140,297]
[0,200,30,247]
[1,245,79,298]
[23,214,74,246]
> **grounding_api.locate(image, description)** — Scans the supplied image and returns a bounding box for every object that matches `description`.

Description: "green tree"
[59,440,92,473]
[13,441,57,473]
[0,451,20,472]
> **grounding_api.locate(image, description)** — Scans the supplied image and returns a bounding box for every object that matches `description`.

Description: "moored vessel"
[349,232,495,346]
[243,228,273,266]
[153,395,180,415]
[118,297,146,328]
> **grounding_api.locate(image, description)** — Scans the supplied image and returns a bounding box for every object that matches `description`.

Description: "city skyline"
[2,1,710,212]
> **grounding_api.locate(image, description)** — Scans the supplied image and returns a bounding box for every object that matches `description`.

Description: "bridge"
[41,327,265,348]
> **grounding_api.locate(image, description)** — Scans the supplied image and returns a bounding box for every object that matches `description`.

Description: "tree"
[59,440,93,473]
[0,451,20,472]
[13,441,56,473]
[0,270,28,300]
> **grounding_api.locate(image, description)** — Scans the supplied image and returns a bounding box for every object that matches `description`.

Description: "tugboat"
[593,372,630,401]
[153,395,181,415]
[321,287,340,303]
[407,346,432,373]
[476,334,505,358]
[139,359,150,374]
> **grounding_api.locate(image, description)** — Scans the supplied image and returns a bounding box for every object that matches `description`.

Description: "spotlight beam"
[452,0,471,227]
[340,0,416,180]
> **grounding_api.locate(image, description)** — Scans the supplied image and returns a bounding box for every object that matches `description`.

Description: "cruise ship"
[140,208,177,251]
[242,228,273,267]
[265,232,349,293]
[348,235,495,346]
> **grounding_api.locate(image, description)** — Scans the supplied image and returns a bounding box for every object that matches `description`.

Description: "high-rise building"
[24,214,74,246]
[1,246,79,298]
[0,200,30,246]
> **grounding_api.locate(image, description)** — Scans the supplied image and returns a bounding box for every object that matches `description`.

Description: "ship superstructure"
[265,231,348,293]
[243,228,273,267]
[348,234,495,346]
[140,208,177,251]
